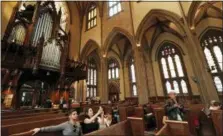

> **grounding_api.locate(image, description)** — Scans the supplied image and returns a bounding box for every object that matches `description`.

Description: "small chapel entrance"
[108,82,120,102]
[19,80,50,108]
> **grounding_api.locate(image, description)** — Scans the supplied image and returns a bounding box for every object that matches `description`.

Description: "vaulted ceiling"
[194,1,222,26]
[108,33,132,60]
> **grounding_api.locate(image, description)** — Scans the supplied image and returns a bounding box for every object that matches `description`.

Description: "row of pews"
[1,102,222,136]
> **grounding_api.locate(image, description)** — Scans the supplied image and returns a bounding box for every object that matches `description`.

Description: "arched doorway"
[108,82,120,102]
[19,80,50,108]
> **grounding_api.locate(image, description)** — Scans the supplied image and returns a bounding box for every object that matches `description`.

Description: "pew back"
[2,113,66,126]
[127,117,145,136]
[156,120,190,136]
[2,110,59,120]
[2,117,67,135]
[85,120,132,136]
[211,110,223,136]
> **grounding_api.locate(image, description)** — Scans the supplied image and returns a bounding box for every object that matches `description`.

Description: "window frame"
[108,58,120,80]
[200,29,223,94]
[107,1,122,18]
[128,56,137,97]
[86,57,98,98]
[86,4,97,31]
[158,42,192,96]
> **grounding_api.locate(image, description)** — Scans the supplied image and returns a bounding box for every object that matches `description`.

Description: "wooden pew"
[211,110,223,136]
[153,107,165,130]
[118,106,135,121]
[85,120,131,136]
[10,130,61,136]
[156,120,190,136]
[2,110,59,120]
[2,113,66,126]
[127,117,145,136]
[1,108,57,117]
[1,117,67,135]
[153,104,204,134]
[133,107,144,118]
[85,117,145,136]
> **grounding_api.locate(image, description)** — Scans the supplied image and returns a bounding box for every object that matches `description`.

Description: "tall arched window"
[8,24,26,45]
[201,30,223,93]
[86,58,97,98]
[129,57,137,96]
[158,43,190,95]
[87,4,97,30]
[108,59,119,79]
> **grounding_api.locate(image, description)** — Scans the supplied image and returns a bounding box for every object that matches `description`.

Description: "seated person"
[198,100,221,136]
[143,104,156,129]
[45,97,52,108]
[98,111,113,129]
[83,107,103,134]
[112,106,120,123]
[32,110,82,136]
[164,91,185,121]
[104,113,112,127]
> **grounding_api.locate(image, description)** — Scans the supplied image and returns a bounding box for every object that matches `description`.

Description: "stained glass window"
[201,30,223,93]
[158,43,190,95]
[108,59,119,79]
[87,58,97,98]
[108,0,122,17]
[129,57,137,96]
[87,5,97,30]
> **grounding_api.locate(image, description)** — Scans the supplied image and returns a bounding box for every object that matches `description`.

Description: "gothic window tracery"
[86,58,97,98]
[129,57,137,96]
[108,59,119,79]
[201,30,223,93]
[158,43,190,95]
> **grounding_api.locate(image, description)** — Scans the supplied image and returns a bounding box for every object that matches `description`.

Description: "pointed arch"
[103,27,135,55]
[151,32,186,62]
[187,1,202,28]
[80,39,101,62]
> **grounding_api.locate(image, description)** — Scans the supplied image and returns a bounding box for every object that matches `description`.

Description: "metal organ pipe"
[32,12,53,47]
[8,25,26,45]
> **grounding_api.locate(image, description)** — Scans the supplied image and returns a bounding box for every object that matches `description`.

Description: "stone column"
[145,53,157,98]
[133,46,149,104]
[119,65,125,100]
[100,57,108,103]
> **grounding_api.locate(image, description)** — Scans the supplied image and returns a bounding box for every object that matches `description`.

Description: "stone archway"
[108,81,120,102]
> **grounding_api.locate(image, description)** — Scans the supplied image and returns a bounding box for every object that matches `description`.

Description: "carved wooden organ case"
[1,1,87,89]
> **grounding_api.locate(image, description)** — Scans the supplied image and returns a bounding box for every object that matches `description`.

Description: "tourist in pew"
[32,109,83,136]
[82,107,103,134]
[98,111,113,129]
[197,100,221,136]
[164,91,185,121]
[143,104,156,129]
[112,106,120,123]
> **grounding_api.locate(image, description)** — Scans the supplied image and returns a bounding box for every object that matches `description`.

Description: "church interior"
[1,1,222,136]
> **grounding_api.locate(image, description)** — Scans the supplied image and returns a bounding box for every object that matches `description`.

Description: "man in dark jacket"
[164,91,185,121]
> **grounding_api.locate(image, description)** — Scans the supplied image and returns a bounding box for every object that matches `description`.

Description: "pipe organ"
[1,1,87,109]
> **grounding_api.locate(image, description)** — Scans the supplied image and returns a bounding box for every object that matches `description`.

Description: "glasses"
[73,125,77,132]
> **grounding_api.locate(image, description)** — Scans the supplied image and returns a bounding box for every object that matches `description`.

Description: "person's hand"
[101,110,104,116]
[32,128,40,135]
[173,104,178,107]
[97,107,103,114]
